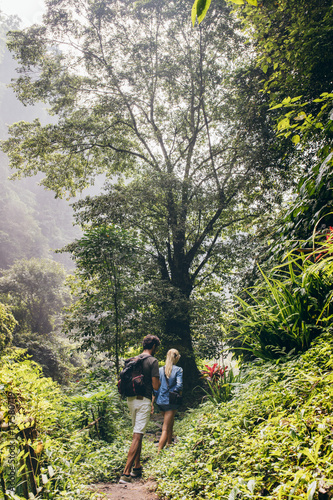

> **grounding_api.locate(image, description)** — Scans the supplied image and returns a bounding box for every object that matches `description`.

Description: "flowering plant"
[201,363,235,404]
[201,363,228,381]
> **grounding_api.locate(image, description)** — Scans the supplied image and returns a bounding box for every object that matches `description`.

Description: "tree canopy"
[0,258,68,335]
[64,224,146,375]
[0,302,16,351]
[1,0,299,385]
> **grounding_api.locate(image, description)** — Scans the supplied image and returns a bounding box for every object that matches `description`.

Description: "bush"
[0,350,131,499]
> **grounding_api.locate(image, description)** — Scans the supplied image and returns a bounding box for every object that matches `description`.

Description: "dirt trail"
[90,413,164,500]
[90,480,160,500]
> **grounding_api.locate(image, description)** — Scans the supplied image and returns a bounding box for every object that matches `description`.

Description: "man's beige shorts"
[127,397,151,434]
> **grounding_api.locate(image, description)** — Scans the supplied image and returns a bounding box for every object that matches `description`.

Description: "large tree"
[2,0,291,385]
[64,225,146,376]
[0,258,68,335]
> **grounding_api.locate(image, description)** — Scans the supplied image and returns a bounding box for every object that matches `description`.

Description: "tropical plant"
[228,234,333,360]
[0,350,131,499]
[0,349,62,498]
[200,362,240,404]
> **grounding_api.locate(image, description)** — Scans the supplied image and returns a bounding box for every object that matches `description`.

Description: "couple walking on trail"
[119,335,183,484]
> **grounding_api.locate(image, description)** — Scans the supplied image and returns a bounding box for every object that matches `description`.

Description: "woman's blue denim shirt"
[155,365,183,406]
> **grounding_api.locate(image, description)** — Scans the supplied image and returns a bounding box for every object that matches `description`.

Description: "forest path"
[90,480,160,500]
[90,413,164,499]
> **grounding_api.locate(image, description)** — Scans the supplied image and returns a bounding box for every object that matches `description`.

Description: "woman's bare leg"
[158,410,176,452]
[167,412,175,444]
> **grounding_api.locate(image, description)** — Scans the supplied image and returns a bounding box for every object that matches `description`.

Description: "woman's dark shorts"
[158,404,179,411]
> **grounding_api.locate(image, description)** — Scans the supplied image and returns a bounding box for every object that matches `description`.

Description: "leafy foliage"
[0,258,76,381]
[241,0,333,252]
[64,225,144,375]
[147,332,333,500]
[0,258,68,335]
[270,145,333,256]
[0,350,131,499]
[0,302,16,351]
[240,0,333,104]
[227,235,333,360]
[200,362,240,404]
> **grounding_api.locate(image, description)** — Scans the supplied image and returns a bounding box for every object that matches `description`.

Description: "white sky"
[0,0,45,27]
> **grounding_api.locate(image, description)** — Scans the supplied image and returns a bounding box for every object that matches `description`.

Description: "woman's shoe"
[119,474,132,484]
[130,466,143,478]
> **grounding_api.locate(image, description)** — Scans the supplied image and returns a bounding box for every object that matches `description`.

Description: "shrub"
[0,350,130,499]
[201,363,241,404]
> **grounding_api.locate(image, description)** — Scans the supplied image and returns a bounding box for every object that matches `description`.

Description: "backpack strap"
[138,353,152,361]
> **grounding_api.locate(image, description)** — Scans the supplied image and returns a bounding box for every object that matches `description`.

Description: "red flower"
[201,363,228,380]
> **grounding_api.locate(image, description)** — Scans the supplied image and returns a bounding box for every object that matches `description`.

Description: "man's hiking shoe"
[119,474,132,484]
[130,466,142,478]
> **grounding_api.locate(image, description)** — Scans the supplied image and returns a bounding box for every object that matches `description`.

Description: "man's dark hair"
[142,335,161,350]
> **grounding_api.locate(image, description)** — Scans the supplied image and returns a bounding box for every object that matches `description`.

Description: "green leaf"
[292,135,301,144]
[270,103,283,110]
[302,448,316,464]
[277,118,290,131]
[291,95,303,102]
[228,0,245,4]
[246,0,257,6]
[197,0,212,24]
[191,0,198,26]
[294,112,307,121]
[307,481,316,500]
[167,467,175,476]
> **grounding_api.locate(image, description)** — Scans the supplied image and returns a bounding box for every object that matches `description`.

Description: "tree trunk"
[160,282,201,392]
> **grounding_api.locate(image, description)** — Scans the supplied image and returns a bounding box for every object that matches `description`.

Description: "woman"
[154,349,183,452]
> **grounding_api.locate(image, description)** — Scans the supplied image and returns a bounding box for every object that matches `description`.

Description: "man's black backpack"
[117,354,151,398]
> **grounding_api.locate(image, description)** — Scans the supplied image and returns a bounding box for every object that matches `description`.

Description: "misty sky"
[0,0,45,26]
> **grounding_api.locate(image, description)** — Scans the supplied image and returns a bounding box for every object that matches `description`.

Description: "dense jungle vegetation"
[0,0,333,498]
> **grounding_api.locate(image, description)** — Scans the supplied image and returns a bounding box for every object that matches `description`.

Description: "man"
[119,334,161,484]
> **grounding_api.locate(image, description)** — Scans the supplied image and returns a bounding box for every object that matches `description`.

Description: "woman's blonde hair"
[164,349,180,378]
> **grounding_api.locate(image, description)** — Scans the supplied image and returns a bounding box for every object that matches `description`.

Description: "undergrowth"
[0,350,135,499]
[2,334,333,499]
[146,331,333,500]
